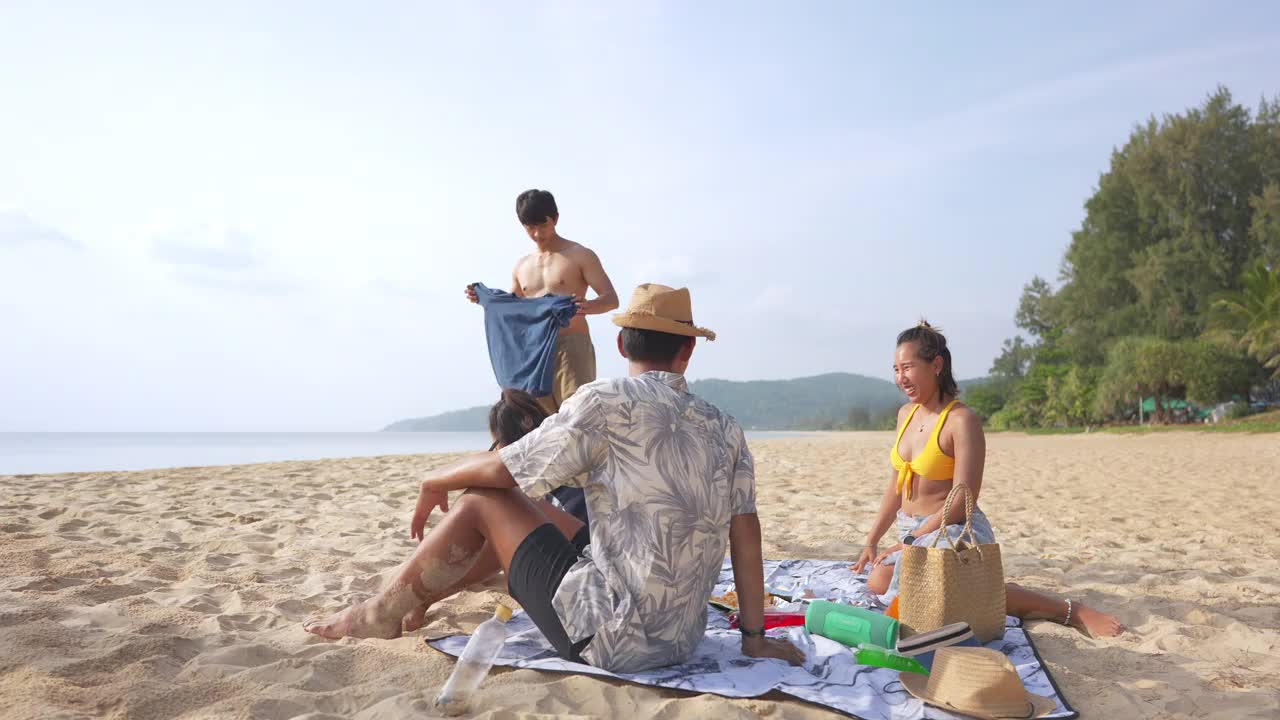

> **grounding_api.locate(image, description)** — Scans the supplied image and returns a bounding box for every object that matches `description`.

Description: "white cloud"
[0,210,78,249]
[908,38,1280,160]
[149,223,301,295]
[151,223,257,270]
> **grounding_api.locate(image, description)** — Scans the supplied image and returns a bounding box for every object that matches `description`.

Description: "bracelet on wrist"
[740,626,766,638]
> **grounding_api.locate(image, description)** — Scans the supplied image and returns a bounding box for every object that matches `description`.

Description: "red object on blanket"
[728,609,808,630]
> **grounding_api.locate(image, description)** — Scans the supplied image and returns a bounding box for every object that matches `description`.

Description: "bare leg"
[305,487,562,640]
[401,499,585,632]
[867,564,894,596]
[1006,583,1124,638]
[400,544,502,632]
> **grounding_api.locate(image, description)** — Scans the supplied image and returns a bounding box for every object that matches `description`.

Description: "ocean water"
[0,432,493,475]
[0,431,812,475]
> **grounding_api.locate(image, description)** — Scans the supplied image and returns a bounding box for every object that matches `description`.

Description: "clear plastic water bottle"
[434,604,513,716]
[787,625,819,674]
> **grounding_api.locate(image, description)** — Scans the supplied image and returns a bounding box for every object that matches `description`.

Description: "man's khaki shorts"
[537,333,596,414]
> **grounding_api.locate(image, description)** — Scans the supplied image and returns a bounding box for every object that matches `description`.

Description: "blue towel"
[473,283,577,397]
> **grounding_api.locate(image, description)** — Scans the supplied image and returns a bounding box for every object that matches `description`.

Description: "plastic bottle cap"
[494,604,513,622]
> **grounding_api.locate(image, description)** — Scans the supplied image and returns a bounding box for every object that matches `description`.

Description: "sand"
[2,432,1278,719]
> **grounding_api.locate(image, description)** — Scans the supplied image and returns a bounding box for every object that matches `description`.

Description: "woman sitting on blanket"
[310,388,588,637]
[850,321,1124,637]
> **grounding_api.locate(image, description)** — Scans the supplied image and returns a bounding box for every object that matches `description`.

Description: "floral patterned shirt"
[499,371,757,672]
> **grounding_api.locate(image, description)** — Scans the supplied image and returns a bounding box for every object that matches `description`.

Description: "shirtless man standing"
[466,189,619,413]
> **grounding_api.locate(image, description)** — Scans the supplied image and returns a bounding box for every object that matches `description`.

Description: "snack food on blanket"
[708,589,776,610]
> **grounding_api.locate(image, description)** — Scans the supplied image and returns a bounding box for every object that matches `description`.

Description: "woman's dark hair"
[488,389,549,449]
[896,319,959,401]
[620,327,692,363]
[516,189,558,226]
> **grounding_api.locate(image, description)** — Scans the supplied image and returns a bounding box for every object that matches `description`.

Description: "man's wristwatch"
[740,626,766,637]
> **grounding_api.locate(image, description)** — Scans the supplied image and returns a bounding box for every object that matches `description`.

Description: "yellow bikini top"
[891,399,959,500]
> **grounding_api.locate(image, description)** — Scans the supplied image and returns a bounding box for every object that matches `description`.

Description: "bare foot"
[304,602,404,640]
[1071,602,1125,638]
[402,602,431,633]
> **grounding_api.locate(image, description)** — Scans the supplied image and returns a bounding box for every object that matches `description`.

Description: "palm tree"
[1209,261,1280,378]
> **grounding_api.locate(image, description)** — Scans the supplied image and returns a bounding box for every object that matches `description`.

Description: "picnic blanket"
[427,560,1078,720]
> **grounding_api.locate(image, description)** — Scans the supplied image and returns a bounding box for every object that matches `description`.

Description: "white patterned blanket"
[426,560,1078,720]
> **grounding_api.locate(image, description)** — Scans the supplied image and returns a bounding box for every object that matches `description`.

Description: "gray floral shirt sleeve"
[728,422,757,516]
[499,386,605,499]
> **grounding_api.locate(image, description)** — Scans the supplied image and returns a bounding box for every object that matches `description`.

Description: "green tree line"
[972,87,1280,428]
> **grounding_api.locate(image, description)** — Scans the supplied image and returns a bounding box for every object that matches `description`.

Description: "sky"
[2,2,1279,431]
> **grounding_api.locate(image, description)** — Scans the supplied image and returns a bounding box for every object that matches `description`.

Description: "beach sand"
[2,432,1278,719]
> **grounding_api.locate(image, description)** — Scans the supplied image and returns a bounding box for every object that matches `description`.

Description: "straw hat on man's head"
[612,284,716,341]
[900,647,1056,719]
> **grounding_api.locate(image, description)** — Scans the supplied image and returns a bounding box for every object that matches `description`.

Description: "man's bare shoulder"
[558,238,598,260]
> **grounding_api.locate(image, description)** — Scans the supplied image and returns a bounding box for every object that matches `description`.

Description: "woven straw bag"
[898,482,1006,642]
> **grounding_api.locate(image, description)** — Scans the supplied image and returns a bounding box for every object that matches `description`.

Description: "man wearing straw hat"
[306,284,803,673]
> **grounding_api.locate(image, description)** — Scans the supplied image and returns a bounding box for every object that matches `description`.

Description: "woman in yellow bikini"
[851,321,1124,637]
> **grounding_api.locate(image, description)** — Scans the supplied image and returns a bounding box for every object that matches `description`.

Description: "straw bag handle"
[926,481,980,552]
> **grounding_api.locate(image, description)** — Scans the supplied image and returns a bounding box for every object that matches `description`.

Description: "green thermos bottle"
[804,601,899,649]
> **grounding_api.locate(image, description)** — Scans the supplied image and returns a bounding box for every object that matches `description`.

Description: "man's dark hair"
[620,327,693,364]
[516,189,559,226]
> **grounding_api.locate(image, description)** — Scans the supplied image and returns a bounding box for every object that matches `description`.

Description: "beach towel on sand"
[427,559,1078,720]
